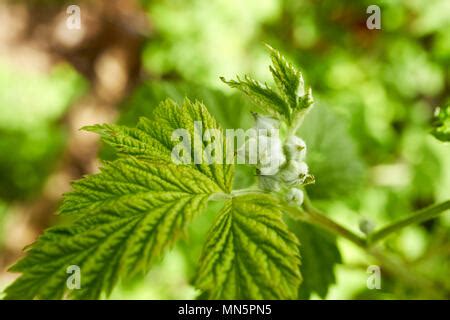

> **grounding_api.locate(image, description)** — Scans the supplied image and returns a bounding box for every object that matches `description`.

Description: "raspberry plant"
[4,46,450,300]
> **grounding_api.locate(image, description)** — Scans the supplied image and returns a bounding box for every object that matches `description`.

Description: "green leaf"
[298,105,365,199]
[266,44,302,111]
[85,98,234,193]
[287,219,341,299]
[4,158,221,299]
[221,46,313,125]
[220,76,290,120]
[195,194,302,299]
[5,99,234,299]
[431,105,450,142]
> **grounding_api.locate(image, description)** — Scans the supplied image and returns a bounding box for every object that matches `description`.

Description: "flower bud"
[280,160,309,185]
[284,135,307,161]
[359,218,376,235]
[253,113,279,136]
[257,135,285,175]
[286,188,304,206]
[258,164,282,176]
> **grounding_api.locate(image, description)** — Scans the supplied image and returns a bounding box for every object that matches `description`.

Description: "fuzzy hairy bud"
[286,188,304,206]
[280,160,309,185]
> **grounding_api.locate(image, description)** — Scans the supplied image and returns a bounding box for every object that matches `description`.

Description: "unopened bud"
[280,160,309,185]
[284,135,307,161]
[253,113,279,135]
[286,188,304,206]
[257,135,285,175]
[359,218,376,235]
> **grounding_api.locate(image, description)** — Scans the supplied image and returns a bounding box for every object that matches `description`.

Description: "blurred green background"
[0,0,448,299]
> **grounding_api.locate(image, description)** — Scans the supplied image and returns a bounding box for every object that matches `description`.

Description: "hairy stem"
[368,200,450,244]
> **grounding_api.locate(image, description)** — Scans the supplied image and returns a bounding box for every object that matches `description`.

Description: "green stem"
[234,187,449,249]
[284,196,367,248]
[209,188,268,201]
[368,200,450,244]
[281,194,450,297]
[231,188,268,197]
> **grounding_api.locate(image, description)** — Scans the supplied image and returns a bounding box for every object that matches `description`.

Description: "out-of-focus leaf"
[0,127,64,200]
[298,106,365,199]
[0,62,86,200]
[287,218,341,299]
[0,63,86,131]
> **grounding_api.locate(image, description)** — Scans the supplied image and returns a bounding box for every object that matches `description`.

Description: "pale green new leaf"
[195,194,302,299]
[220,76,290,120]
[266,44,302,111]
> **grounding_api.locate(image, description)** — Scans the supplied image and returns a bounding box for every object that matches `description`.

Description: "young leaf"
[222,46,313,125]
[195,194,302,299]
[220,76,290,121]
[266,44,302,111]
[287,219,341,299]
[5,99,234,299]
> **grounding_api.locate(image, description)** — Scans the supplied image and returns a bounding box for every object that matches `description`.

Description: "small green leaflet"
[220,75,289,120]
[431,105,450,142]
[287,219,341,299]
[5,99,233,299]
[221,45,313,125]
[195,194,302,299]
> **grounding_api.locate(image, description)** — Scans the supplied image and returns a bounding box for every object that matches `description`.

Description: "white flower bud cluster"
[247,113,314,207]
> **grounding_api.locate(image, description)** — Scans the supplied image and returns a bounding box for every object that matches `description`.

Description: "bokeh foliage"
[0,0,449,299]
[0,64,86,200]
